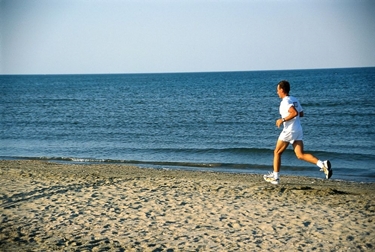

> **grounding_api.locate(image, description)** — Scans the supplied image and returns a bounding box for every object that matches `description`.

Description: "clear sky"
[1,0,374,74]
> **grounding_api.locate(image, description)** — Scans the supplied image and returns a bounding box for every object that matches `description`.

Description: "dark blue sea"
[1,68,375,182]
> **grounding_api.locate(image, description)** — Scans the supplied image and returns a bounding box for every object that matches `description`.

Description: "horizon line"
[1,66,374,76]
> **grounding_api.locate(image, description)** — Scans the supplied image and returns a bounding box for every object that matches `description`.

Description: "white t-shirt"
[279,95,303,132]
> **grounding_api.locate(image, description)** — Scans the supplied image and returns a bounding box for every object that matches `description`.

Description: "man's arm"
[286,105,298,120]
[276,105,298,127]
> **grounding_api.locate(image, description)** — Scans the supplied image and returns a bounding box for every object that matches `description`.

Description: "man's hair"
[278,80,290,94]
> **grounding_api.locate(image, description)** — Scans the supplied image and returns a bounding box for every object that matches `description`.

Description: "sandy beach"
[0,160,374,251]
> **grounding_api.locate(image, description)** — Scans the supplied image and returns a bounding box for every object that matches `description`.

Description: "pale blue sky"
[1,0,374,74]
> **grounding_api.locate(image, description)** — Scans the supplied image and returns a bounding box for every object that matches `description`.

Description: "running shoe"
[263,172,279,185]
[263,172,275,179]
[320,160,332,179]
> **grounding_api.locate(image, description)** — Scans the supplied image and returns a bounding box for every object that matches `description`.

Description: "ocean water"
[1,68,375,182]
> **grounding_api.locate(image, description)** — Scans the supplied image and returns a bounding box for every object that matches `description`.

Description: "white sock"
[273,172,279,179]
[316,160,324,169]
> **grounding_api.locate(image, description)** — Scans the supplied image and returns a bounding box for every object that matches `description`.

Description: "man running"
[264,80,332,185]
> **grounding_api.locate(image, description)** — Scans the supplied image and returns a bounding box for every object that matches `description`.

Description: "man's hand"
[276,118,283,128]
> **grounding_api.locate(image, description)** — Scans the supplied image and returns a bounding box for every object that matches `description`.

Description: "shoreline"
[2,156,374,183]
[1,160,374,251]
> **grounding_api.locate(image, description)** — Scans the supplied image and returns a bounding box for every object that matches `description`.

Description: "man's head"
[277,80,290,98]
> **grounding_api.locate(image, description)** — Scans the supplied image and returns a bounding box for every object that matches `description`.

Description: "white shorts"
[278,130,303,144]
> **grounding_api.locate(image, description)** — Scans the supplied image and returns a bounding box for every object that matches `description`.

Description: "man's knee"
[295,153,304,160]
[293,141,304,160]
[274,149,285,156]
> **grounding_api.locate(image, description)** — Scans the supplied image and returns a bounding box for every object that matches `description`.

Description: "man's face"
[276,85,284,98]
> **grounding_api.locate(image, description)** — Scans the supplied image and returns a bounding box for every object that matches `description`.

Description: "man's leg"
[273,140,289,172]
[264,140,289,184]
[293,140,333,179]
[292,140,318,165]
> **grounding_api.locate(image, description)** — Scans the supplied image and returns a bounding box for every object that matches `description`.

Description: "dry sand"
[0,160,374,251]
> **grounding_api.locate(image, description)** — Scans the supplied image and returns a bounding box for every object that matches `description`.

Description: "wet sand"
[0,160,374,251]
